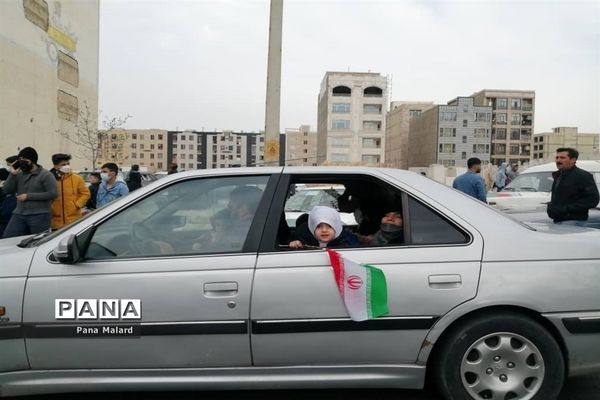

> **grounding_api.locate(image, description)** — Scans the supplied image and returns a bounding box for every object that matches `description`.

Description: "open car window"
[85,175,269,259]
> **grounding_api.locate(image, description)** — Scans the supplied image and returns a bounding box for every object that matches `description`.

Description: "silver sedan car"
[1,167,599,400]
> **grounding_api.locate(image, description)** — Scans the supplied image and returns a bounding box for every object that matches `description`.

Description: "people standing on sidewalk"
[493,162,508,192]
[49,154,90,229]
[452,157,487,202]
[2,147,57,238]
[85,172,101,210]
[96,162,129,208]
[547,147,599,226]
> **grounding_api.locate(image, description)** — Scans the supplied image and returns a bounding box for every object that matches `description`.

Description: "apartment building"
[385,101,435,169]
[408,97,492,168]
[285,125,317,166]
[1,0,99,170]
[533,127,600,162]
[317,72,388,166]
[98,129,168,172]
[472,89,535,166]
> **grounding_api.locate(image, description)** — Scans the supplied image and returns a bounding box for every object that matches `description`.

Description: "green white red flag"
[326,248,389,321]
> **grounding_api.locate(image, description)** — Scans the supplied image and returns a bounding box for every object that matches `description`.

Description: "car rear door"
[23,172,278,370]
[250,171,483,366]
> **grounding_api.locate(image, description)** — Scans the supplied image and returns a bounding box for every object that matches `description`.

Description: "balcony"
[522,105,533,112]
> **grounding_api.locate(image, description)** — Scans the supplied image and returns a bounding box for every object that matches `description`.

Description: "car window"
[85,175,269,259]
[407,197,470,245]
[504,172,553,192]
[284,184,356,227]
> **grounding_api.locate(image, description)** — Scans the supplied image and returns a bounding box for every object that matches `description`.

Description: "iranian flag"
[326,248,389,321]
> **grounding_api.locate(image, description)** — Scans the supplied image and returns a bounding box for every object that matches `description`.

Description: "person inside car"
[358,211,405,246]
[289,205,359,249]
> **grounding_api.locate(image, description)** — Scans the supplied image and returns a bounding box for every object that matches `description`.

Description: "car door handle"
[203,282,238,297]
[428,274,462,289]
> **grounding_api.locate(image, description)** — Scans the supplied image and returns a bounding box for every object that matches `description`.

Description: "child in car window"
[359,211,404,246]
[289,206,359,249]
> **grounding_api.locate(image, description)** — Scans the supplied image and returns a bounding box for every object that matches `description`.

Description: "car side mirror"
[52,234,81,264]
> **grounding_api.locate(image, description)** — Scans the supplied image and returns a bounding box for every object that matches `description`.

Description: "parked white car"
[487,160,600,211]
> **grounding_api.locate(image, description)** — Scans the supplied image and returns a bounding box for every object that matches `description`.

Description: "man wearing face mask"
[50,154,90,229]
[96,162,129,208]
[2,147,57,238]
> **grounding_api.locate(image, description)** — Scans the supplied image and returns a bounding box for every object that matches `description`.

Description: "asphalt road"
[7,373,599,400]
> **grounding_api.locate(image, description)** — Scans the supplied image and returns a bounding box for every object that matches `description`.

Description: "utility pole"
[264,0,283,165]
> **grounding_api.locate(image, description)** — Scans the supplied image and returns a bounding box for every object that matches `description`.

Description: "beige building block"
[533,127,600,162]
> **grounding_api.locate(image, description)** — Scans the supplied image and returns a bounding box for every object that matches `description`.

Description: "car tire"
[434,312,564,400]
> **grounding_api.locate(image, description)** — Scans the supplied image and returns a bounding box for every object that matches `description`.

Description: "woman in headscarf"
[289,206,359,249]
[365,211,404,246]
[494,162,508,192]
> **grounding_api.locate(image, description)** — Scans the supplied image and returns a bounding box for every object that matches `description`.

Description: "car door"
[23,173,277,370]
[250,172,483,366]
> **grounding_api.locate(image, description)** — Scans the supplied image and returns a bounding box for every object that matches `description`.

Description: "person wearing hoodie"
[96,162,129,208]
[289,205,359,249]
[2,147,58,238]
[50,154,90,229]
[494,162,508,192]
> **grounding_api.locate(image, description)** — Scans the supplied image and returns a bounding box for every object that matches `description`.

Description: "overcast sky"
[99,0,600,133]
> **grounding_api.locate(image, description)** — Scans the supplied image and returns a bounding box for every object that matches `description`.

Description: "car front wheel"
[435,312,565,400]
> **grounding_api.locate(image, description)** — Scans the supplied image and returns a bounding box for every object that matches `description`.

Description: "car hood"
[0,236,36,277]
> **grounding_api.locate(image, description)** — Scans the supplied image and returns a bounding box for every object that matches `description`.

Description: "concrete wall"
[0,0,99,170]
[408,106,439,168]
[385,101,435,169]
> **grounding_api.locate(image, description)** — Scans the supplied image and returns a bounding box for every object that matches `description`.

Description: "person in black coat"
[547,147,599,224]
[127,164,143,192]
[85,172,101,210]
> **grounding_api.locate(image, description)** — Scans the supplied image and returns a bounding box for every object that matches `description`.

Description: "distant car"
[487,160,600,211]
[284,185,357,227]
[1,167,599,399]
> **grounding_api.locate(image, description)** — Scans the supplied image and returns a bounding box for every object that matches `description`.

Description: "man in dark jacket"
[547,147,599,225]
[126,164,142,192]
[3,147,58,238]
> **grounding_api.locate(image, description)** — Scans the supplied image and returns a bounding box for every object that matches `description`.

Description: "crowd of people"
[0,146,141,239]
[1,145,598,241]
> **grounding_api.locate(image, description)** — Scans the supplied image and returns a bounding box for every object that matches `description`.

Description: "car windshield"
[503,172,554,193]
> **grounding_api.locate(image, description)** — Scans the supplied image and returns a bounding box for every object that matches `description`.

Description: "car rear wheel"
[434,312,564,400]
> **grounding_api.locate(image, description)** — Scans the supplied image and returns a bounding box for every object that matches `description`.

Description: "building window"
[188,144,193,150]
[475,113,490,122]
[140,144,145,150]
[463,120,468,127]
[409,110,422,118]
[439,143,456,153]
[473,144,489,154]
[131,143,137,149]
[132,153,136,158]
[511,99,521,109]
[496,113,507,124]
[441,112,457,121]
[303,140,308,145]
[462,136,467,143]
[332,86,351,97]
[440,127,457,137]
[331,138,350,148]
[158,144,163,150]
[511,114,522,125]
[332,103,351,113]
[140,153,144,159]
[151,135,155,140]
[150,154,155,159]
[511,129,520,140]
[158,134,163,140]
[330,153,350,162]
[363,87,383,97]
[180,145,185,150]
[332,120,351,129]
[510,145,520,155]
[494,128,507,140]
[363,104,382,114]
[157,162,163,169]
[496,98,508,109]
[361,155,380,164]
[158,153,163,159]
[150,144,155,150]
[494,144,506,154]
[362,121,381,131]
[362,138,381,148]
[474,129,489,138]
[132,134,137,140]
[441,159,456,167]
[462,152,467,160]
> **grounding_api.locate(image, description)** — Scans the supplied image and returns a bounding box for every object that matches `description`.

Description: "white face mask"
[100,172,110,182]
[59,165,71,174]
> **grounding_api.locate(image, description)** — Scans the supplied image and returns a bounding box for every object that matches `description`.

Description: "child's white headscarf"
[308,206,343,246]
